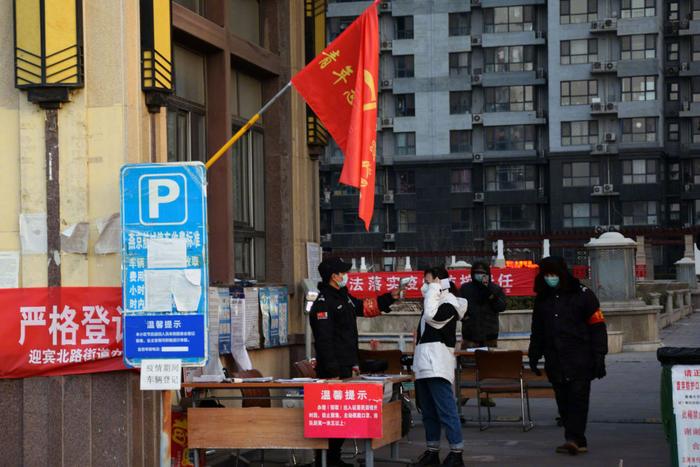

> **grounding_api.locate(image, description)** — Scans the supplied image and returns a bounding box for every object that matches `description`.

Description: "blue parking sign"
[120,163,208,367]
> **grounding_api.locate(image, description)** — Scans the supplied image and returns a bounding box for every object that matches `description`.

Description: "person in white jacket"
[412,266,468,467]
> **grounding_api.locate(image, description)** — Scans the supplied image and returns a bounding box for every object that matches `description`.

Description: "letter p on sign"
[138,174,188,225]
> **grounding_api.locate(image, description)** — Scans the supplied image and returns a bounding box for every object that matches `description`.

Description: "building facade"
[0,0,317,464]
[320,0,700,272]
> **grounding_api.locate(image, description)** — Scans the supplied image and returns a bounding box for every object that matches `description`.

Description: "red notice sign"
[304,383,383,439]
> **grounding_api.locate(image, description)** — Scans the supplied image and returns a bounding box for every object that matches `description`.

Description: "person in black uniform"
[528,256,608,456]
[310,257,398,466]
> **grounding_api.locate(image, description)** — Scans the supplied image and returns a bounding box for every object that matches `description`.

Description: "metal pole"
[45,109,61,286]
[150,112,158,163]
[205,82,292,170]
[364,440,374,467]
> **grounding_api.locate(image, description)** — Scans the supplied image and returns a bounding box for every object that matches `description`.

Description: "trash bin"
[657,347,700,467]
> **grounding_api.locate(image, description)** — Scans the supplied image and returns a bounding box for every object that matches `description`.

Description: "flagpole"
[204,81,292,170]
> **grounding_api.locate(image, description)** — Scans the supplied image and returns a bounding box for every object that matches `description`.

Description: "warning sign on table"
[304,383,383,439]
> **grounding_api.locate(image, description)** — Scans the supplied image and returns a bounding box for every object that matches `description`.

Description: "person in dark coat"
[528,256,608,456]
[459,261,507,349]
[310,257,398,467]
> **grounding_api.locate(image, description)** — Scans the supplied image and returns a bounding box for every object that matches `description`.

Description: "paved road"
[375,313,700,466]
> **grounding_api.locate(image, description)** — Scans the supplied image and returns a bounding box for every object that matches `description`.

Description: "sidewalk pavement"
[373,312,700,466]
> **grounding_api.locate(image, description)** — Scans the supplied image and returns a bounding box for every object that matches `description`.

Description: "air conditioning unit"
[667,66,679,75]
[381,117,394,127]
[471,73,482,85]
[470,0,481,6]
[380,40,393,51]
[471,36,482,46]
[685,183,694,192]
[605,102,616,111]
[472,113,483,124]
[474,192,485,202]
[605,132,617,142]
[603,18,616,28]
[384,233,396,242]
[680,19,690,29]
[380,79,393,89]
[605,61,617,72]
[321,233,332,243]
[383,191,395,204]
[379,1,392,12]
[603,183,614,193]
[591,102,602,112]
[591,143,608,155]
[473,153,483,163]
[681,62,690,71]
[591,21,600,31]
[592,185,603,195]
[592,61,603,71]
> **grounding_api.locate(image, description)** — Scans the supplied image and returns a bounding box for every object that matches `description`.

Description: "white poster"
[307,242,322,282]
[140,359,182,390]
[672,365,700,467]
[19,213,47,254]
[0,251,20,288]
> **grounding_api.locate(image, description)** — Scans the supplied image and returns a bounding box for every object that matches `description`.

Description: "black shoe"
[555,441,579,455]
[441,451,464,467]
[413,450,440,467]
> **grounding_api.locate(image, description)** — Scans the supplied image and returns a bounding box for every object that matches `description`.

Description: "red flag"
[292,3,379,230]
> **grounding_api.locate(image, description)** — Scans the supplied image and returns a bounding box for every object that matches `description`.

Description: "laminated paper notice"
[144,269,202,312]
[147,238,187,269]
[244,287,261,349]
[145,269,173,311]
[0,251,20,288]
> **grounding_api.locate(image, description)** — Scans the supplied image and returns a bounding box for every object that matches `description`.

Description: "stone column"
[685,234,695,259]
[636,236,647,280]
[676,257,698,290]
[494,239,506,267]
[585,232,637,302]
[666,292,674,315]
[649,292,661,306]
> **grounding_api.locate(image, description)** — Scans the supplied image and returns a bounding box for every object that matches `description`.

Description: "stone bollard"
[666,292,674,315]
[649,292,661,307]
[676,257,698,290]
[585,233,637,302]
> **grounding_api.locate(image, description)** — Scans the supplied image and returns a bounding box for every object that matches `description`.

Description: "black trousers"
[552,379,591,446]
[316,365,354,464]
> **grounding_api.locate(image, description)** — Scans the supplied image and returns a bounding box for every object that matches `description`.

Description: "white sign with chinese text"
[140,359,182,390]
[672,365,700,467]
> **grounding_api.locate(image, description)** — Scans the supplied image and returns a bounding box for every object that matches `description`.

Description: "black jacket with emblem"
[310,282,394,378]
[528,267,608,383]
[460,269,507,342]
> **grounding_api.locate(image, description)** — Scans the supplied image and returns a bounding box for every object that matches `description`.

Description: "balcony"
[591,61,618,74]
[590,101,618,115]
[590,18,617,33]
[679,101,700,118]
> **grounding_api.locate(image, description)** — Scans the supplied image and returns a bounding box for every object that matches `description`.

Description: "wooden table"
[184,376,413,467]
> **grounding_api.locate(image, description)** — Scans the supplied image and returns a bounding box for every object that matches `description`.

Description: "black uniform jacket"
[460,281,507,342]
[310,283,394,378]
[528,279,608,382]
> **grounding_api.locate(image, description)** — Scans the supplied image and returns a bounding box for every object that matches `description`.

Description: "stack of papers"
[233,376,274,383]
[275,378,317,383]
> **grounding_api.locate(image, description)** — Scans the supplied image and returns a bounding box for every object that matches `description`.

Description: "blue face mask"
[473,273,487,283]
[544,275,560,288]
[337,273,349,288]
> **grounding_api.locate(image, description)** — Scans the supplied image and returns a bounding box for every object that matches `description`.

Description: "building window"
[621,76,656,101]
[693,77,700,102]
[449,12,470,36]
[687,160,700,184]
[229,0,261,45]
[450,130,472,153]
[398,210,416,233]
[694,0,700,20]
[622,117,657,143]
[485,86,534,112]
[623,159,657,184]
[668,120,680,142]
[233,128,265,280]
[451,208,471,231]
[563,203,600,227]
[167,45,206,163]
[693,36,700,62]
[485,165,536,191]
[485,126,536,151]
[667,41,679,61]
[485,46,535,72]
[620,34,656,60]
[395,93,415,117]
[328,17,354,41]
[484,6,534,32]
[395,55,415,78]
[669,163,680,181]
[395,132,416,155]
[562,161,600,187]
[333,210,363,233]
[394,16,414,39]
[449,91,471,114]
[668,1,679,20]
[621,0,655,18]
[561,121,599,146]
[449,52,470,77]
[175,0,204,14]
[561,39,598,64]
[622,201,658,225]
[486,205,536,230]
[693,118,700,143]
[450,168,471,193]
[397,171,415,193]
[560,0,597,24]
[668,80,680,101]
[560,80,598,105]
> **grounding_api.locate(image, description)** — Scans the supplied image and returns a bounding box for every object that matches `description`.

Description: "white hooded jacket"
[412,282,468,384]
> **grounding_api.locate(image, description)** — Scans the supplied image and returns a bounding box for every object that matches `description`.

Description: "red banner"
[0,287,127,378]
[304,383,383,439]
[347,268,537,298]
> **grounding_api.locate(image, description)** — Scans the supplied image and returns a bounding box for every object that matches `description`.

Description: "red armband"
[588,308,605,325]
[363,298,380,317]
